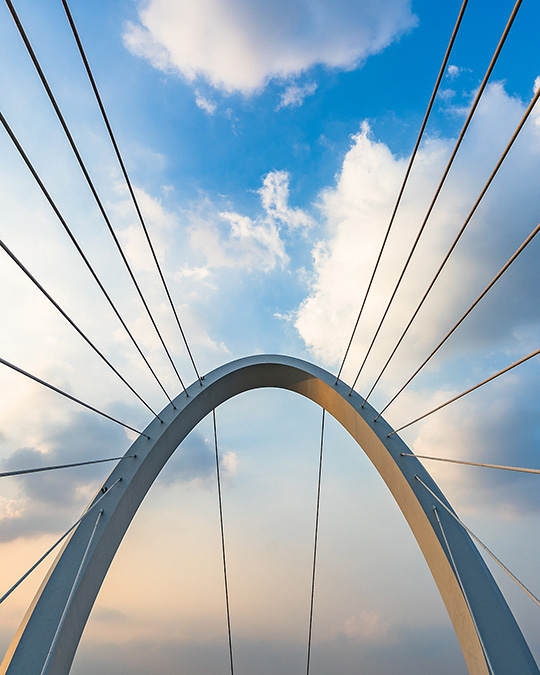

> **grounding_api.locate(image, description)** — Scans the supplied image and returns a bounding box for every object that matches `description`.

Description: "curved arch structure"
[1,355,538,674]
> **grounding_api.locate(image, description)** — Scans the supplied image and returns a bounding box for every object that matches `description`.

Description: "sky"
[0,0,540,672]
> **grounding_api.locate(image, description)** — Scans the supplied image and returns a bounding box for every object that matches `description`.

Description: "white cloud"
[174,264,213,283]
[191,209,287,272]
[277,81,318,109]
[446,64,461,80]
[295,121,449,379]
[438,88,455,102]
[189,170,311,271]
[123,0,417,93]
[293,84,540,507]
[295,85,540,395]
[195,91,217,114]
[446,64,472,81]
[258,170,313,230]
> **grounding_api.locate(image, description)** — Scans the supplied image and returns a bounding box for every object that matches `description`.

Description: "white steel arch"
[1,354,537,675]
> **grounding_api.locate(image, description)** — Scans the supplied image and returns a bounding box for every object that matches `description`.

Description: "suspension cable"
[363,84,540,406]
[0,238,163,422]
[0,111,175,407]
[417,476,540,609]
[376,221,540,420]
[0,356,149,437]
[306,409,325,675]
[5,0,187,394]
[0,455,136,479]
[348,0,523,395]
[335,0,470,384]
[0,477,122,605]
[212,410,234,675]
[60,0,202,386]
[387,347,540,436]
[433,507,494,674]
[401,453,540,475]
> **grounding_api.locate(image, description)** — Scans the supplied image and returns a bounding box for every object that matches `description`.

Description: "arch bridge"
[2,354,537,675]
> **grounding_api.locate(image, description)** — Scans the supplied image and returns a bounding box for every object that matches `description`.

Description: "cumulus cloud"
[123,0,417,93]
[295,121,454,380]
[189,170,312,271]
[292,82,540,515]
[295,84,540,392]
[277,82,318,109]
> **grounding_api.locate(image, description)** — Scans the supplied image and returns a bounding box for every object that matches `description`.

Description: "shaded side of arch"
[1,354,537,675]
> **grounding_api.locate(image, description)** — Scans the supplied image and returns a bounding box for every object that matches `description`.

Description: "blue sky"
[1,0,540,672]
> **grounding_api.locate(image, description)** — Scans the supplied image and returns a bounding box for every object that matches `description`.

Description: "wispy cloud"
[277,82,317,110]
[189,170,312,272]
[195,91,217,115]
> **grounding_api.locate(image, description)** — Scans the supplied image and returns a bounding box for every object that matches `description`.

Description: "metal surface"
[1,354,537,674]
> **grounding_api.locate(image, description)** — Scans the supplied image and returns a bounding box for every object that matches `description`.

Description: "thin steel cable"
[60,0,202,386]
[388,347,540,436]
[335,0,470,384]
[0,477,122,605]
[306,409,325,675]
[348,0,523,395]
[41,507,104,675]
[401,453,540,475]
[417,476,540,609]
[0,238,163,421]
[433,507,494,675]
[0,455,135,479]
[363,84,540,406]
[212,410,234,675]
[0,356,149,437]
[0,111,175,407]
[5,0,187,394]
[377,221,540,420]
